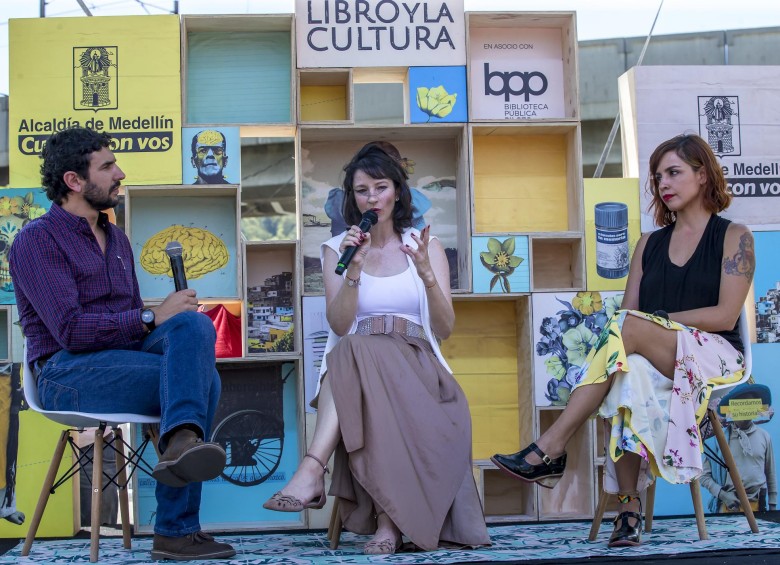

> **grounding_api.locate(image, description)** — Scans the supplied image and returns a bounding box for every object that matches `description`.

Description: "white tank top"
[356,267,423,327]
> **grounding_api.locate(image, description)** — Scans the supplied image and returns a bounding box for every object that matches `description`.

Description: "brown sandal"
[262,453,329,512]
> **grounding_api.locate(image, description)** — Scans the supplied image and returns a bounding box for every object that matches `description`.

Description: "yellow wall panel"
[0,412,77,539]
[443,302,520,459]
[473,135,568,232]
[300,85,348,121]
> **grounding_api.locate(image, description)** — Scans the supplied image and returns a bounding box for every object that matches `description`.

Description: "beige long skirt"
[324,332,491,551]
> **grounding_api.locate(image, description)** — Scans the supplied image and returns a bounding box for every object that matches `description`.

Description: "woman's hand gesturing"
[403,225,437,288]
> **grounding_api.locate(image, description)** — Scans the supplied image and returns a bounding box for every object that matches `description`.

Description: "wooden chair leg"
[589,490,610,541]
[644,480,656,533]
[113,427,132,550]
[327,497,342,550]
[22,429,70,556]
[708,408,760,533]
[690,477,709,540]
[90,429,104,563]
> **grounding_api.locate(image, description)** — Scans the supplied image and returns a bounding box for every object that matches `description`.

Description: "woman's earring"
[395,197,399,202]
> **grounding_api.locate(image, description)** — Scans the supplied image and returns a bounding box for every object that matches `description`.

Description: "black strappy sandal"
[491,442,567,489]
[608,499,643,547]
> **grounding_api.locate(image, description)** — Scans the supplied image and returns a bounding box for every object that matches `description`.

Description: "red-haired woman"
[493,134,754,547]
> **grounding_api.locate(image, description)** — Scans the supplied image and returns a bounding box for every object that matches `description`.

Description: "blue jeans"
[36,311,221,537]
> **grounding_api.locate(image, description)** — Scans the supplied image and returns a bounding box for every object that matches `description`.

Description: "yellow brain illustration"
[140,225,229,279]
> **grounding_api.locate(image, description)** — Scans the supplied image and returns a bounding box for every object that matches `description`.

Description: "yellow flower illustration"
[0,198,11,217]
[416,85,457,121]
[572,291,603,315]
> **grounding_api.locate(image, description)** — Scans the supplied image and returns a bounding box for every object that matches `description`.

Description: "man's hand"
[718,488,740,510]
[152,289,199,326]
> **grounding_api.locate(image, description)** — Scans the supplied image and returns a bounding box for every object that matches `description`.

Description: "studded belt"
[355,315,429,343]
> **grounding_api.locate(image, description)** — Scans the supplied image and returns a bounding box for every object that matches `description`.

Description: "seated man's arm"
[10,225,147,351]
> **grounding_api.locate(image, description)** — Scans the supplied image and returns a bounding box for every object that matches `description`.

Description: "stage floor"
[3,515,780,564]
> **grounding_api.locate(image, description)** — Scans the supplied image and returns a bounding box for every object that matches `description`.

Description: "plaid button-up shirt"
[9,202,146,364]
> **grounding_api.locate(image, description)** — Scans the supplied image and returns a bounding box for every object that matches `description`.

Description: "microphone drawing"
[139,225,229,280]
[335,210,378,275]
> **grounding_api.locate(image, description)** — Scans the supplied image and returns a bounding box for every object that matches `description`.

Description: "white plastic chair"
[21,342,161,563]
[590,306,759,542]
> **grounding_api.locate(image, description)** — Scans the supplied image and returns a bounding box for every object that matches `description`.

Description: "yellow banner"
[9,15,182,187]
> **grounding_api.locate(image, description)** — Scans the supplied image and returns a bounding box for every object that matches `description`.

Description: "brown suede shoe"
[151,531,236,561]
[152,429,226,488]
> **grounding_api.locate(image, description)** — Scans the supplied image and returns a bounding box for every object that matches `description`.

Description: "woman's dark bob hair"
[342,141,413,235]
[648,133,731,226]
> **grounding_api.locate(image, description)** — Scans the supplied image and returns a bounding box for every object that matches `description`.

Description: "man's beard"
[83,180,120,211]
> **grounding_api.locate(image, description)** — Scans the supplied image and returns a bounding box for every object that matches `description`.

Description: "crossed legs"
[529,315,678,465]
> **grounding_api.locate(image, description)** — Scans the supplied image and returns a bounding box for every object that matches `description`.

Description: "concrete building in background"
[2,25,780,187]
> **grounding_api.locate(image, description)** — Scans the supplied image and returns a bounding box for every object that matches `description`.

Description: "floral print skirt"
[573,310,745,486]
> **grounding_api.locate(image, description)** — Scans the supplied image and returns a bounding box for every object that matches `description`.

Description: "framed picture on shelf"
[532,291,624,407]
[300,138,462,293]
[182,126,241,186]
[302,295,328,413]
[245,246,295,354]
[128,191,239,300]
[133,362,302,531]
[0,189,52,304]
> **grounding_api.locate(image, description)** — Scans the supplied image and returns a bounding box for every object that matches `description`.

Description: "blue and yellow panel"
[186,32,291,124]
[0,409,77,539]
[471,235,529,294]
[181,127,241,186]
[0,189,53,305]
[408,66,467,123]
[9,16,182,187]
[583,178,641,292]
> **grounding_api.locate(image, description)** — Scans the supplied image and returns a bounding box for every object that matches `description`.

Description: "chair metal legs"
[708,408,760,533]
[590,410,760,543]
[22,424,151,563]
[22,429,71,557]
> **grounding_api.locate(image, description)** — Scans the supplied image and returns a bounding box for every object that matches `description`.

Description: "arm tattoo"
[722,232,755,281]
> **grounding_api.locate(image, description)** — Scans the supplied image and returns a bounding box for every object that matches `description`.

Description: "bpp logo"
[484,63,548,102]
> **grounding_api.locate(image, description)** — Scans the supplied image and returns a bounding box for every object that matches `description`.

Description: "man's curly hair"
[40,127,113,204]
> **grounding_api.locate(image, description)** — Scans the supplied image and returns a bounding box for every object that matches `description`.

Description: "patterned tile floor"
[4,516,778,564]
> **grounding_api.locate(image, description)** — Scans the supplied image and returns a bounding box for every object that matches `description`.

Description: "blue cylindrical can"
[595,202,629,279]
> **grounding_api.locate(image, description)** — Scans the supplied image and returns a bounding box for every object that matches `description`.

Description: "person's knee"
[167,311,216,343]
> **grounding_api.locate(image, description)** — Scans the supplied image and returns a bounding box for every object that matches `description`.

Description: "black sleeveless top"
[639,214,742,353]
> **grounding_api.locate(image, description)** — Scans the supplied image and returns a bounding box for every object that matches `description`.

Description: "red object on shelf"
[199,304,242,358]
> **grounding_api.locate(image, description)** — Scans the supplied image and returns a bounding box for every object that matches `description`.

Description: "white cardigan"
[317,227,453,383]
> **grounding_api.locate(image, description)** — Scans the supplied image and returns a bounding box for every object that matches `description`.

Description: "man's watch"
[141,308,156,331]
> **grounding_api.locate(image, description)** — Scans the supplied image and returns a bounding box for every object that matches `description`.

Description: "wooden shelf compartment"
[442,297,534,461]
[244,241,299,357]
[466,12,579,121]
[298,69,352,124]
[125,185,242,302]
[473,459,536,522]
[530,234,585,291]
[182,15,295,126]
[537,408,594,519]
[199,299,245,360]
[352,67,408,125]
[298,124,470,294]
[470,123,583,234]
[239,133,299,242]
